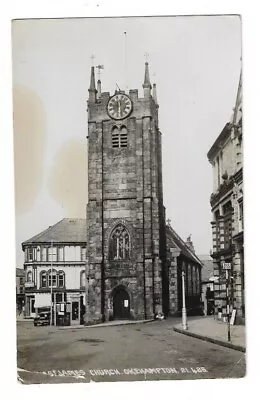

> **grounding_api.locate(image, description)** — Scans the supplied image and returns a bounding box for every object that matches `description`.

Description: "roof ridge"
[166,225,202,266]
[22,218,67,244]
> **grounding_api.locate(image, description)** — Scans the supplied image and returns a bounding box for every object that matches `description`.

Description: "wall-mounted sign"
[222,262,231,270]
[230,309,237,325]
[124,300,129,307]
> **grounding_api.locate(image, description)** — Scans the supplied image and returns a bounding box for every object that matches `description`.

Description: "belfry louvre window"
[112,126,128,148]
[109,224,130,260]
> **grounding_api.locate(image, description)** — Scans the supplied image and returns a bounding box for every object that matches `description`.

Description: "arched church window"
[196,268,200,294]
[112,126,128,148]
[187,264,192,295]
[109,224,130,260]
[112,126,120,148]
[120,126,128,148]
[192,266,196,295]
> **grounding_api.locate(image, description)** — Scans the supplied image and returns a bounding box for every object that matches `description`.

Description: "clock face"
[107,94,133,120]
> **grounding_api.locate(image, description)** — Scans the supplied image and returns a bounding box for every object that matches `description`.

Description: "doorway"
[113,287,130,319]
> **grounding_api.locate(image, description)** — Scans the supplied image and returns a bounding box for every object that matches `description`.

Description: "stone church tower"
[85,63,167,324]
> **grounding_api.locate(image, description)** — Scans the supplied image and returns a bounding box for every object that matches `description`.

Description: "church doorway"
[113,287,130,320]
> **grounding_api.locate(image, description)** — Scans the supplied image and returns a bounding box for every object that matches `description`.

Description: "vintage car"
[33,311,51,326]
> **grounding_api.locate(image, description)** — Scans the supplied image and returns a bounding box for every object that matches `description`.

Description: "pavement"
[173,316,246,352]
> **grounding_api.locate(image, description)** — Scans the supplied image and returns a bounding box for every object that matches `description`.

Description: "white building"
[22,218,86,325]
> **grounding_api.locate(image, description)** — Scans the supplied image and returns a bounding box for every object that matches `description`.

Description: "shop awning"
[34,293,51,308]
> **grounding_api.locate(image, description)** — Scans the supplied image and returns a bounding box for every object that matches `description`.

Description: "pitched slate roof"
[22,218,86,247]
[166,225,203,266]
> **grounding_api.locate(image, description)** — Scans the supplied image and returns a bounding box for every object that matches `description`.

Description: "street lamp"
[182,270,188,330]
[50,240,54,326]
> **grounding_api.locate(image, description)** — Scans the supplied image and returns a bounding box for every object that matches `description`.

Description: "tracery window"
[109,224,130,260]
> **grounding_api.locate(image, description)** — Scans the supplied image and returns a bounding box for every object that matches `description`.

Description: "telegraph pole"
[223,261,231,342]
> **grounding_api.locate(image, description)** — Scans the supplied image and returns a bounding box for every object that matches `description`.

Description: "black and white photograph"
[11,12,246,385]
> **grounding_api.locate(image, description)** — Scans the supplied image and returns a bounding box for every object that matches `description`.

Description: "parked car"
[34,311,51,326]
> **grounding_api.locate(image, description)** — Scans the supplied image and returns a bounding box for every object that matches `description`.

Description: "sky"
[12,15,242,266]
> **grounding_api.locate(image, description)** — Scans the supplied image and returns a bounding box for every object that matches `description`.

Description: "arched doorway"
[113,287,130,320]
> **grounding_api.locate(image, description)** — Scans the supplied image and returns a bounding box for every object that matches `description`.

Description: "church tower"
[85,63,167,324]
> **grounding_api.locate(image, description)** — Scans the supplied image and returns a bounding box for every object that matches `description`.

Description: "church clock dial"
[107,93,133,120]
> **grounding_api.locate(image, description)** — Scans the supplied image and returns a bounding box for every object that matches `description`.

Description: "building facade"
[22,218,87,325]
[85,63,167,324]
[207,73,244,324]
[16,268,25,315]
[199,255,215,316]
[166,226,203,316]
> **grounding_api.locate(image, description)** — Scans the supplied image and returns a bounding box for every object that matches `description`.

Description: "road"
[17,318,246,384]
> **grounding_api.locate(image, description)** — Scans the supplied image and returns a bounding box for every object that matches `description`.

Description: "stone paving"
[173,316,246,350]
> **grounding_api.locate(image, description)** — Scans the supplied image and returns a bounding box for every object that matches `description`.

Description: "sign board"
[124,300,129,307]
[222,262,231,270]
[230,309,237,325]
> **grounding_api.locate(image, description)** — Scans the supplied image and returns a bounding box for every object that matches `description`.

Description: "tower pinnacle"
[88,66,97,103]
[143,62,152,98]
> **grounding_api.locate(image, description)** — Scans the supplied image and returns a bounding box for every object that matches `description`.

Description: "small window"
[48,247,57,262]
[81,247,86,261]
[40,271,47,288]
[80,270,86,287]
[48,270,57,287]
[28,248,33,261]
[58,272,65,288]
[58,247,64,262]
[27,271,32,282]
[42,247,47,262]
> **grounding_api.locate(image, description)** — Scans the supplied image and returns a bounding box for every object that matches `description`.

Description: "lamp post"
[50,240,53,326]
[182,270,188,330]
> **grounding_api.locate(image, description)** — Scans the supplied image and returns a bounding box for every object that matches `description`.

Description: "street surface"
[17,318,246,384]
